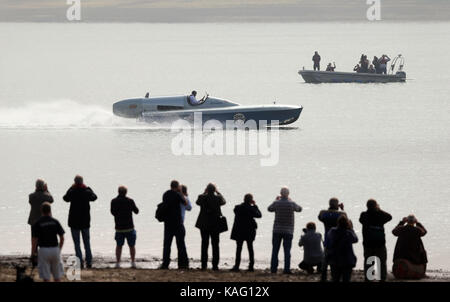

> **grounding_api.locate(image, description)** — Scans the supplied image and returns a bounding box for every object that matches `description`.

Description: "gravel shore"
[1,255,449,282]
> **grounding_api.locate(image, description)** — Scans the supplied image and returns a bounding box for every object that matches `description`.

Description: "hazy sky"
[0,0,449,22]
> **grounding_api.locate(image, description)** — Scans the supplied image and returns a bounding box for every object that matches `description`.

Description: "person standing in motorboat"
[379,54,391,74]
[312,51,321,71]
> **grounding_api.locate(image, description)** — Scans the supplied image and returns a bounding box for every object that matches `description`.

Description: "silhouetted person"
[111,186,139,269]
[31,202,65,282]
[161,180,189,269]
[180,185,192,224]
[326,62,336,72]
[360,54,369,73]
[372,56,380,73]
[368,64,376,73]
[63,175,97,269]
[312,51,321,71]
[230,193,262,272]
[379,54,391,74]
[392,215,428,279]
[28,179,54,248]
[318,197,346,282]
[268,186,302,274]
[359,199,392,281]
[353,64,361,72]
[195,183,226,270]
[298,222,324,274]
[145,92,149,98]
[327,215,358,282]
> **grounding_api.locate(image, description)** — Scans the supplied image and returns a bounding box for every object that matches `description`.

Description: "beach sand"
[1,255,449,282]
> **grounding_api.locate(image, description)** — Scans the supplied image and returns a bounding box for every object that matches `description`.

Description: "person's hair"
[74,175,83,185]
[407,214,416,224]
[329,197,339,209]
[118,186,127,196]
[181,185,187,195]
[35,179,45,192]
[280,186,289,198]
[244,193,253,204]
[41,202,52,216]
[306,222,316,230]
[191,90,197,96]
[206,183,216,194]
[367,199,377,210]
[337,215,349,229]
[170,180,179,189]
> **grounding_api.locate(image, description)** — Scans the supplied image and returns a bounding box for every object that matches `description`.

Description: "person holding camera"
[392,215,428,279]
[268,186,302,274]
[327,215,358,282]
[160,180,189,270]
[28,179,54,248]
[230,193,262,272]
[195,183,226,270]
[298,222,324,274]
[318,198,347,281]
[359,199,392,281]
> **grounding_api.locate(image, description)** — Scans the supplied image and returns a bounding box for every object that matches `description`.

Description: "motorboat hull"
[298,70,406,83]
[140,105,302,127]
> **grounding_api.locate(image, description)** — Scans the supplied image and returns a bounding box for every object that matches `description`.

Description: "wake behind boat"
[113,92,302,126]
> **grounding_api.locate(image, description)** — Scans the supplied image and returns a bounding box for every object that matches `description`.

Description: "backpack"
[155,201,168,222]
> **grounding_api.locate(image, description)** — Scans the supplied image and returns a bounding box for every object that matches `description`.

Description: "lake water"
[0,22,449,269]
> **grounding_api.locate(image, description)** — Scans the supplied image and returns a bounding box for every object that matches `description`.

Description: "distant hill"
[1,0,449,22]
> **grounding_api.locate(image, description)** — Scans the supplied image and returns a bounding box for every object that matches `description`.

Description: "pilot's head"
[191,90,197,96]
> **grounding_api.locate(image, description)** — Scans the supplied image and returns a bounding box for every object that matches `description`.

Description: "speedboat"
[113,94,302,126]
[299,54,406,83]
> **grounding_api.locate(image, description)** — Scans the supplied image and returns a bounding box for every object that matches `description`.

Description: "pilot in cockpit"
[188,90,207,105]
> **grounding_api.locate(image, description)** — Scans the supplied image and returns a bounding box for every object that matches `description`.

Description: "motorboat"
[299,54,406,83]
[113,94,302,126]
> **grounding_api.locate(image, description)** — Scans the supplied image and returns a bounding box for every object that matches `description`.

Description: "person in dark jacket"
[63,175,97,268]
[28,179,54,243]
[111,186,139,269]
[161,180,189,269]
[359,199,392,281]
[298,222,324,274]
[230,194,262,272]
[318,197,346,282]
[327,215,358,282]
[312,51,321,71]
[195,183,226,270]
[392,215,428,279]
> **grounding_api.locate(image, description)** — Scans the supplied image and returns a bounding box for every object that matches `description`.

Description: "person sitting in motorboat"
[188,90,208,106]
[325,62,336,72]
[353,64,361,73]
[145,92,149,98]
[372,56,380,73]
[379,55,391,74]
[368,64,376,73]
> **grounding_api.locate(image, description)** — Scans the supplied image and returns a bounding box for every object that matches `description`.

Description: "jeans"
[234,240,254,269]
[71,228,92,266]
[364,246,387,281]
[162,224,189,268]
[200,229,220,269]
[330,265,353,282]
[270,232,293,273]
[321,249,329,281]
